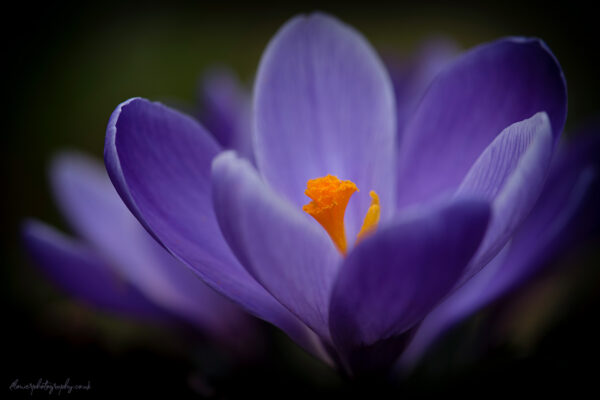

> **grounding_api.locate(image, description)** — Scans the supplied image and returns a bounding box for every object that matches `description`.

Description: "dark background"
[4,1,600,398]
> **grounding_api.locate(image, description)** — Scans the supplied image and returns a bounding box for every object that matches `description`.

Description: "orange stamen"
[303,175,382,254]
[356,191,380,243]
[302,175,357,254]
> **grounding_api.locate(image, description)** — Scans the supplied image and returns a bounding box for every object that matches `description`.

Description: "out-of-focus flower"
[103,12,575,375]
[384,37,459,137]
[22,151,260,356]
[198,67,254,164]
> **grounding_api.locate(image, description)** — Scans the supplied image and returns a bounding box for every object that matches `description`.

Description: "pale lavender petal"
[22,220,165,320]
[396,37,567,209]
[212,151,342,340]
[104,98,321,354]
[457,112,553,281]
[253,13,396,237]
[199,67,254,162]
[51,152,257,346]
[400,132,600,368]
[329,197,490,373]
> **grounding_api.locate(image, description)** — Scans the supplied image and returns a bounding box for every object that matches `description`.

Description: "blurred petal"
[253,13,396,236]
[400,131,600,368]
[457,112,553,281]
[396,37,567,209]
[51,152,257,347]
[199,67,254,162]
[387,37,458,136]
[212,151,342,340]
[51,152,136,264]
[22,220,165,319]
[329,197,490,373]
[104,98,321,354]
[132,227,263,353]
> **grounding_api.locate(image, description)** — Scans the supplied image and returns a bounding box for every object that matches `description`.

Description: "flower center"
[302,175,380,254]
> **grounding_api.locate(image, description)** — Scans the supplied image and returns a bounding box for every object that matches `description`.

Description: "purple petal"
[212,151,342,340]
[398,243,510,368]
[22,220,165,320]
[481,132,600,300]
[396,37,567,209]
[457,112,554,281]
[51,152,257,346]
[400,131,600,368]
[253,13,396,237]
[328,197,490,373]
[104,97,321,354]
[199,67,254,163]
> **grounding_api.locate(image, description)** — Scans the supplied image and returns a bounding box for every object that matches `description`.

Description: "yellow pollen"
[356,191,380,243]
[302,175,380,255]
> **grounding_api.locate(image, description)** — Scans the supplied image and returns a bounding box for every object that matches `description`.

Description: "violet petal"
[456,112,554,281]
[396,37,567,209]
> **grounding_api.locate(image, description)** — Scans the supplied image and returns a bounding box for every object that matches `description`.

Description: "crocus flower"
[22,151,260,355]
[103,13,570,375]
